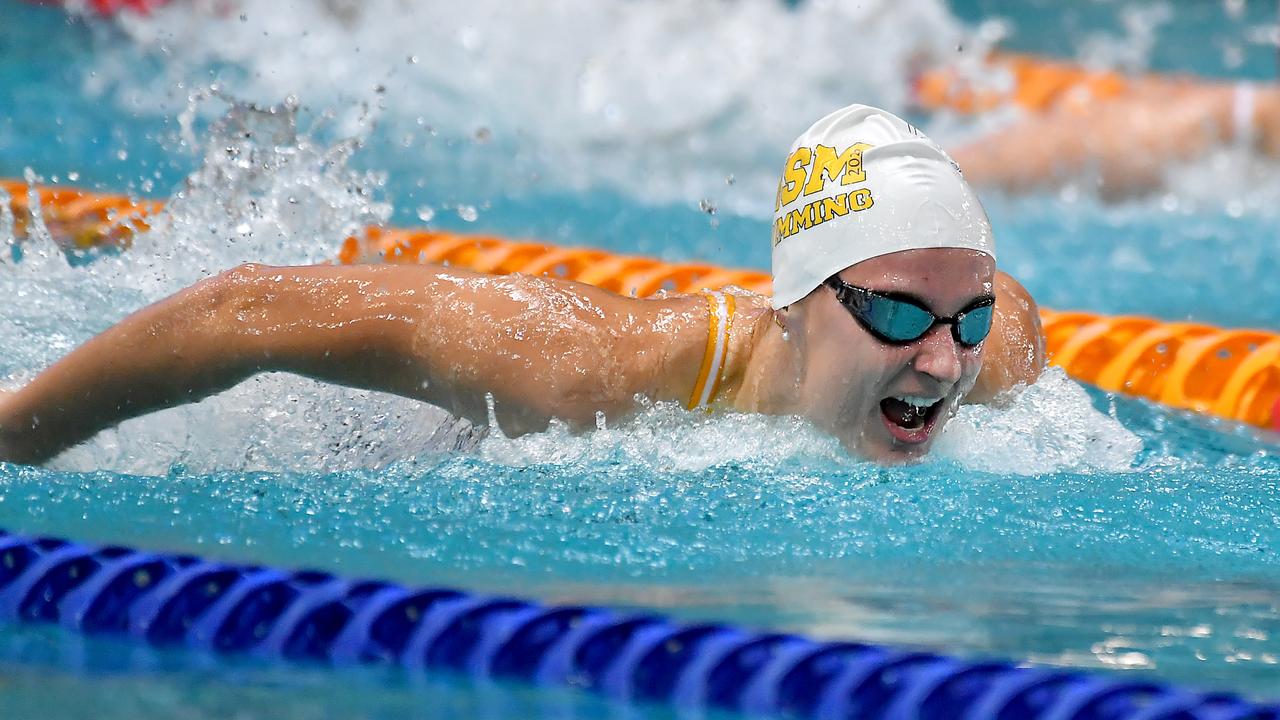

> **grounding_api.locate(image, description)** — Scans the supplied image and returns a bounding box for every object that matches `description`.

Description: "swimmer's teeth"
[881,396,941,430]
[894,396,942,409]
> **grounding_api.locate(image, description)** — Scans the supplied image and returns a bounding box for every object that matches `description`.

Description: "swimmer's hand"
[966,272,1045,404]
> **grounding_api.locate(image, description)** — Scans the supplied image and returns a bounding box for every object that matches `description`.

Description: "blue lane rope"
[0,528,1276,719]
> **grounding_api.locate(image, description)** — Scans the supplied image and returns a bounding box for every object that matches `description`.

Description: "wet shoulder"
[721,289,771,386]
[608,288,771,406]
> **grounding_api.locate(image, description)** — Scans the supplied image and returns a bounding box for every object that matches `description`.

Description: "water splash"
[475,368,1143,477]
[0,184,14,257]
[85,0,964,215]
[477,400,847,474]
[935,367,1143,474]
[0,99,462,476]
[132,96,391,293]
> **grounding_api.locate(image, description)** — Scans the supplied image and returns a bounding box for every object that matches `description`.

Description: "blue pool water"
[1,0,1280,716]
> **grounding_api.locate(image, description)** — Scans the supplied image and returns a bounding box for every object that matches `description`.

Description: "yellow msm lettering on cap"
[772,142,875,246]
[802,143,871,195]
[776,147,812,208]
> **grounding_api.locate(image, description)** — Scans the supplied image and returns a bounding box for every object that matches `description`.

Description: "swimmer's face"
[787,248,994,463]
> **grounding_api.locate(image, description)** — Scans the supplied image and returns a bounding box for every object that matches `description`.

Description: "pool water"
[2,0,1280,716]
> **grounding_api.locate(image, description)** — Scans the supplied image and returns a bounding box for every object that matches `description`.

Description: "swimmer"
[0,105,1044,465]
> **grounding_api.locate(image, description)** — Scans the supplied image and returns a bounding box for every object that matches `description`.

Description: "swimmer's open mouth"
[880,395,944,444]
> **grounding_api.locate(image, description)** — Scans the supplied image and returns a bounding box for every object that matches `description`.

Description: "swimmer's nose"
[912,324,964,387]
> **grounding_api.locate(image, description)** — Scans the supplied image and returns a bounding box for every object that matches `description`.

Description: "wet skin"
[741,248,997,463]
[0,251,1040,465]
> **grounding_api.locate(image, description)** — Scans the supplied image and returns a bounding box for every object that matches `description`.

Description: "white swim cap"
[770,104,995,309]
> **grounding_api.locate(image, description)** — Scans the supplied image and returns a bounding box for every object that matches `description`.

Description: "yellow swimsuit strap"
[687,290,736,411]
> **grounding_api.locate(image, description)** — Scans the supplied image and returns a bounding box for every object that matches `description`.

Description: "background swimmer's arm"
[0,263,692,464]
[954,82,1280,196]
[965,271,1045,404]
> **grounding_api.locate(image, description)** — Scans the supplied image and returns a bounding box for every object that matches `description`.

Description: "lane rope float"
[0,529,1275,718]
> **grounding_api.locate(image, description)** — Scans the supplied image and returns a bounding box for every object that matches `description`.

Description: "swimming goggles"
[823,276,995,348]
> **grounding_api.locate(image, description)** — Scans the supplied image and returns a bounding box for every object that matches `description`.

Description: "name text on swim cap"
[773,143,875,246]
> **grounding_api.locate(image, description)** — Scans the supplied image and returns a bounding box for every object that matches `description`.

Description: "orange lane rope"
[5,179,1280,431]
[1040,310,1280,430]
[0,178,162,250]
[913,52,1129,116]
[336,227,773,297]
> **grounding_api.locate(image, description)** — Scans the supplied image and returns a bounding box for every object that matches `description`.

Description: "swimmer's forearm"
[0,271,258,463]
[0,263,661,462]
[0,263,463,463]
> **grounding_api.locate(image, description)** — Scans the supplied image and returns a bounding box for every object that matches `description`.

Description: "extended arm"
[0,263,692,464]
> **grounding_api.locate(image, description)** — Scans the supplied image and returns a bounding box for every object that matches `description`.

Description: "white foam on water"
[85,0,964,215]
[935,367,1143,474]
[49,374,481,476]
[475,367,1144,477]
[475,399,848,474]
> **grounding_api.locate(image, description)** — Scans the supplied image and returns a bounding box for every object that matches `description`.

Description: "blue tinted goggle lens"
[865,297,935,342]
[955,304,994,346]
[828,278,994,348]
